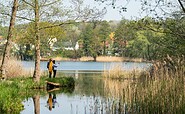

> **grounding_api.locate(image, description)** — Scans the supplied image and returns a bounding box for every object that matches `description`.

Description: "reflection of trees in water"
[33,94,40,114]
[32,86,74,114]
[75,74,105,96]
[74,75,131,113]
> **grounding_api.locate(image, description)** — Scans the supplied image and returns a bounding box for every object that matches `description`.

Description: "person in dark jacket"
[52,60,58,78]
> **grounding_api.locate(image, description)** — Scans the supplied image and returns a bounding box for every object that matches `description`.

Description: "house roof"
[0,36,2,39]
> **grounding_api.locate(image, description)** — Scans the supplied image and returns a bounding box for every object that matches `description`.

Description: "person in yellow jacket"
[47,58,53,78]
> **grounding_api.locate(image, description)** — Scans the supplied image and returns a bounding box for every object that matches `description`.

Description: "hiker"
[52,60,58,78]
[47,58,53,78]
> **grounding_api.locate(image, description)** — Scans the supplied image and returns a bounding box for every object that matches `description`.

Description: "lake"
[22,61,151,71]
[21,61,151,114]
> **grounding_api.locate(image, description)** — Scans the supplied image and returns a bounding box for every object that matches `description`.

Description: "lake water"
[22,61,151,71]
[21,61,151,114]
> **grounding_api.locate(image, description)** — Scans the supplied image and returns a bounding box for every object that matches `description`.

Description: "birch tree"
[0,0,18,79]
[1,0,106,82]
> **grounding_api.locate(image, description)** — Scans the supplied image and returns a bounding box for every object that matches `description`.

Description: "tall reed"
[0,58,45,78]
[104,66,185,114]
[103,63,147,79]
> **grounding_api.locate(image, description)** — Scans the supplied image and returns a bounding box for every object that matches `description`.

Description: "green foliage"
[0,26,8,37]
[79,21,112,59]
[81,24,94,56]
[61,50,81,58]
[46,77,75,87]
[159,18,185,58]
[0,77,47,113]
[13,22,65,60]
[113,19,137,56]
[0,81,23,113]
[98,21,111,55]
[1,13,184,63]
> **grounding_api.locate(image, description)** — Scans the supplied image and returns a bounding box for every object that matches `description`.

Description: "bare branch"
[22,0,34,7]
[39,21,77,30]
[1,12,34,22]
[178,0,185,13]
[40,0,59,7]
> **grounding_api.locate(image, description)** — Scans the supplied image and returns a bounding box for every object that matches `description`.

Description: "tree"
[113,19,137,57]
[0,0,18,79]
[1,0,106,82]
[32,0,41,82]
[81,24,94,56]
[64,24,81,59]
[98,20,111,55]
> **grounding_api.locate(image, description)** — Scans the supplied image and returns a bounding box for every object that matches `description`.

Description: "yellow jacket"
[48,61,53,72]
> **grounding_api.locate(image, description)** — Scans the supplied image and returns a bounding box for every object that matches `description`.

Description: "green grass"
[0,77,47,113]
[0,76,75,113]
[46,77,75,87]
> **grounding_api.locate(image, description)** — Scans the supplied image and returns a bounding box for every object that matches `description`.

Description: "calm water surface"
[21,61,151,114]
[22,61,151,71]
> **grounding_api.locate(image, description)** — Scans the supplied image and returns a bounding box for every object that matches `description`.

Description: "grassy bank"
[0,76,75,113]
[0,77,44,113]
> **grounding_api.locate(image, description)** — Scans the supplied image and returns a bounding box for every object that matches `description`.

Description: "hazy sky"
[87,0,180,21]
[63,0,144,21]
[85,0,144,21]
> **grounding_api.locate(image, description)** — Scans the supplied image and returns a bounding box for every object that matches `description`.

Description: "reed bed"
[102,60,185,113]
[103,63,147,79]
[0,59,44,78]
[80,56,144,62]
[41,56,144,62]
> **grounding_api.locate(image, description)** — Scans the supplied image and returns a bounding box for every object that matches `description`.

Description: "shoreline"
[41,56,149,63]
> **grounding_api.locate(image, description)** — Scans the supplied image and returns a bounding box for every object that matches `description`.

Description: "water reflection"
[21,71,132,114]
[33,94,40,114]
[22,71,125,114]
[47,93,52,111]
[52,93,59,108]
[47,93,59,111]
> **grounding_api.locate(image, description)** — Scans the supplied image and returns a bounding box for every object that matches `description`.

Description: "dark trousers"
[53,70,56,78]
[49,71,52,78]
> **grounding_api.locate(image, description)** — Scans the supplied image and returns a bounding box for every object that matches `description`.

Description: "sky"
[63,0,144,21]
[85,0,144,21]
[0,0,180,25]
[1,0,143,26]
[84,0,180,21]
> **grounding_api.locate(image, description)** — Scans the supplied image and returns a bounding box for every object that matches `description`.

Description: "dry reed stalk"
[79,56,94,61]
[103,63,146,79]
[97,56,124,62]
[103,73,185,113]
[0,59,44,78]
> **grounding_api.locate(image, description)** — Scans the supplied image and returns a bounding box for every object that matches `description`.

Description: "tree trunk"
[33,94,40,114]
[33,0,41,82]
[103,41,106,55]
[93,56,97,61]
[0,0,18,79]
